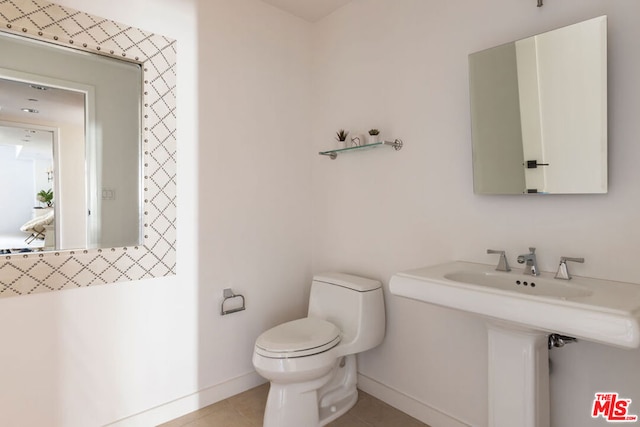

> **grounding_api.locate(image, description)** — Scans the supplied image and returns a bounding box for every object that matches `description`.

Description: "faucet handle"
[487,249,511,272]
[529,247,536,254]
[554,256,585,280]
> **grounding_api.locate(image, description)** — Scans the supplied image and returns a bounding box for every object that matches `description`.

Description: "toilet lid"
[255,317,341,359]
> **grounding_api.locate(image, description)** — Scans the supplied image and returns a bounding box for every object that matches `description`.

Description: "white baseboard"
[103,371,266,427]
[104,370,472,427]
[357,373,472,427]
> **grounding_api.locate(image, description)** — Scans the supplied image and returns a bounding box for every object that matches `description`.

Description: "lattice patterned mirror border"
[0,0,176,297]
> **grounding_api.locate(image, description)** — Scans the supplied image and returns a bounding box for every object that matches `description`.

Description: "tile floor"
[159,383,430,427]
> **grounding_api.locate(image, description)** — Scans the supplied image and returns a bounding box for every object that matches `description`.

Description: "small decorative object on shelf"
[319,138,404,160]
[368,129,381,145]
[335,129,349,149]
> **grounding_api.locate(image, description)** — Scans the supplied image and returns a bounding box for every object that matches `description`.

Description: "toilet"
[252,272,386,427]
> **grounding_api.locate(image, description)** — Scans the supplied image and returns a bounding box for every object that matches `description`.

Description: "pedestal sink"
[389,261,640,427]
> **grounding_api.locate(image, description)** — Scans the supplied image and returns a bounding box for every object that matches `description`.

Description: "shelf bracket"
[384,139,404,151]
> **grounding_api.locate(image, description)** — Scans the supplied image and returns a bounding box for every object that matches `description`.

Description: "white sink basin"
[390,261,640,348]
[443,270,592,299]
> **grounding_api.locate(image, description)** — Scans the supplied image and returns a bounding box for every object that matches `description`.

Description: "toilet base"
[263,374,331,427]
[318,355,358,425]
[262,355,359,427]
[318,389,358,426]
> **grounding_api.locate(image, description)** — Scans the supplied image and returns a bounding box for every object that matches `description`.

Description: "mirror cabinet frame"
[0,0,176,297]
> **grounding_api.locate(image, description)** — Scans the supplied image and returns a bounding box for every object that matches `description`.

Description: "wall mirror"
[469,16,607,195]
[0,32,142,252]
[0,0,176,297]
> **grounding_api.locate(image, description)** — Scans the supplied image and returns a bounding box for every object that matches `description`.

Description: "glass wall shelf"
[319,139,404,159]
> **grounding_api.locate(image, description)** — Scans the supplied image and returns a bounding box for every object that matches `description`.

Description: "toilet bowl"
[252,273,385,427]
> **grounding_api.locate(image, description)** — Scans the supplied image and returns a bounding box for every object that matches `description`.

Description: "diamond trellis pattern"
[0,0,176,298]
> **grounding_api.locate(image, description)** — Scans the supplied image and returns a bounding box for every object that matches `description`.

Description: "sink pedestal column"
[487,323,550,427]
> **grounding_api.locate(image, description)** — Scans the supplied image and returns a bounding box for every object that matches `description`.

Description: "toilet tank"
[308,273,385,355]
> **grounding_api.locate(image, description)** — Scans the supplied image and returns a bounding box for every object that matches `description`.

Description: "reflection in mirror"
[469,16,607,195]
[0,31,142,253]
[0,121,56,251]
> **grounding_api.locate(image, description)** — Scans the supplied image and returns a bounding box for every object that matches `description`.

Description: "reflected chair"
[20,210,54,244]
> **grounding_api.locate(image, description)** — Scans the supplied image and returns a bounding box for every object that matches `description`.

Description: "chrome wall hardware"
[221,288,246,316]
[548,334,577,349]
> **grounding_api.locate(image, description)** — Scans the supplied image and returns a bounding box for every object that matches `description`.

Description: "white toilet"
[252,272,385,427]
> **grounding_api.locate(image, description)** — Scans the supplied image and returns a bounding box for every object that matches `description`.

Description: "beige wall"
[195,0,313,399]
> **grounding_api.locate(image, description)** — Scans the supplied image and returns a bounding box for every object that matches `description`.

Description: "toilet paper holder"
[221,288,246,316]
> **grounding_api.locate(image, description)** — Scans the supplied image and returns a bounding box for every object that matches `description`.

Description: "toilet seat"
[255,317,341,359]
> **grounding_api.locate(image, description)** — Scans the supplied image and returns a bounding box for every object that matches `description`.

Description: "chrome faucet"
[517,247,539,276]
[487,249,511,272]
[554,256,584,280]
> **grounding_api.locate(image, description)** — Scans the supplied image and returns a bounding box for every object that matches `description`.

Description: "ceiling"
[0,78,84,126]
[260,0,353,22]
[0,78,84,160]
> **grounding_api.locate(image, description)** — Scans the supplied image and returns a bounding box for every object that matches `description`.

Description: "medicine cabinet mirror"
[469,16,607,195]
